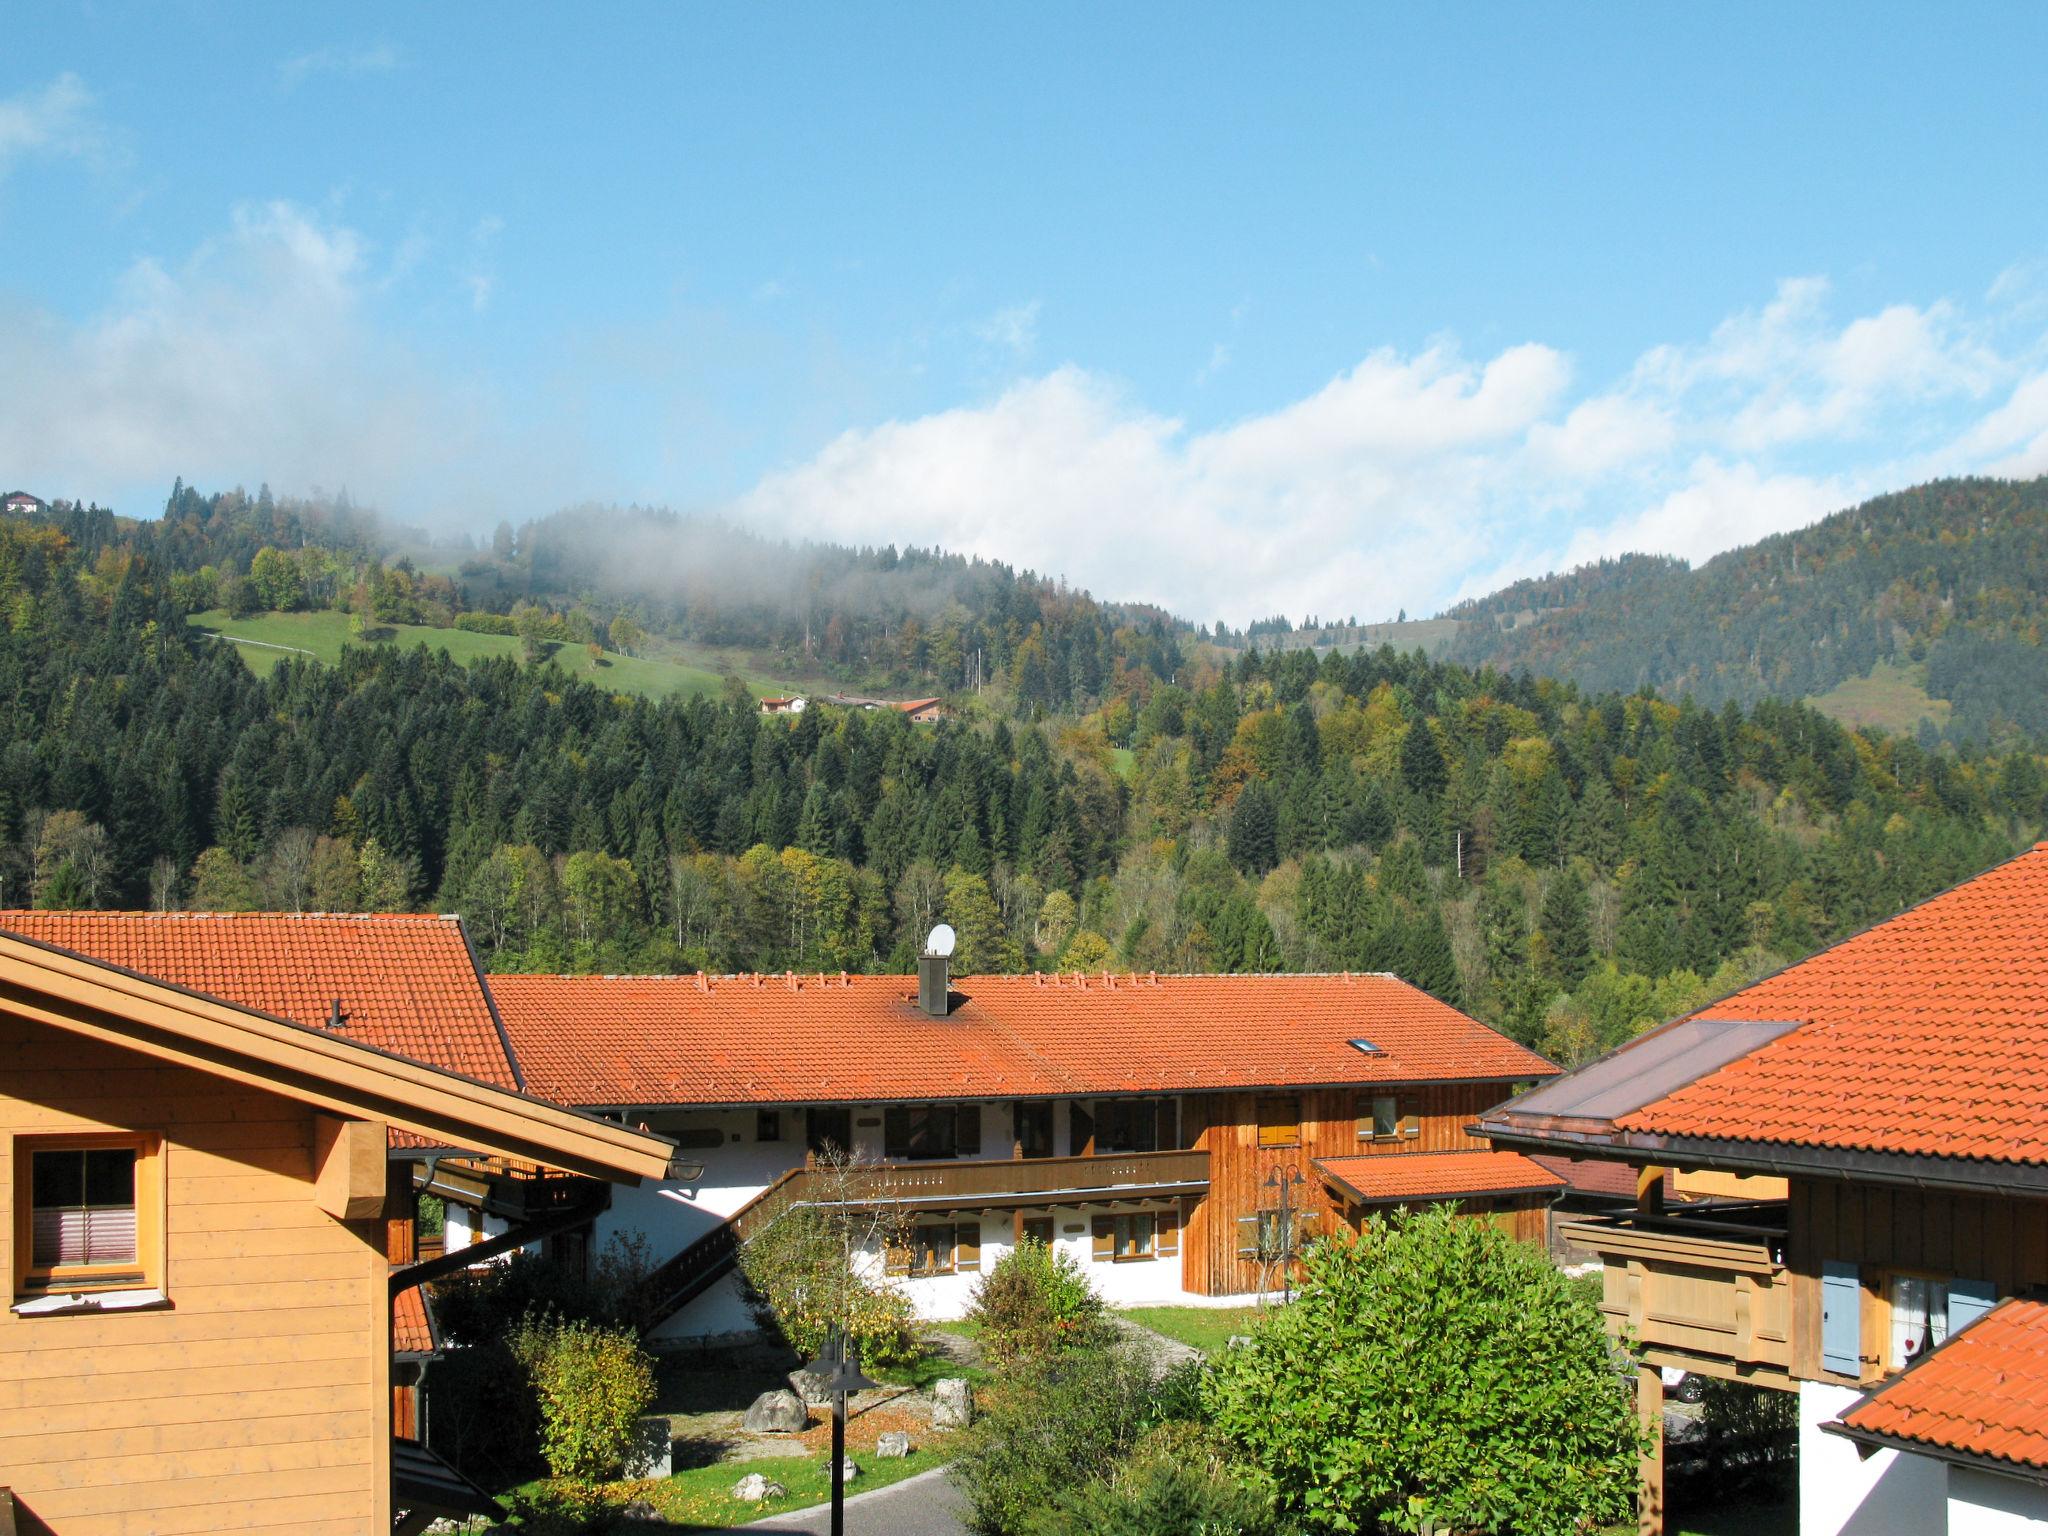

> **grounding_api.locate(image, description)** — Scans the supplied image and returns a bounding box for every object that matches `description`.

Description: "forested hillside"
[3,512,2039,1064]
[1445,476,2048,741]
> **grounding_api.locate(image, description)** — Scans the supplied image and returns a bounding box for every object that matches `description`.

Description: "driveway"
[740,1465,970,1536]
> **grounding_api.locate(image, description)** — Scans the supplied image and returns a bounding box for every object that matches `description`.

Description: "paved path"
[740,1465,970,1536]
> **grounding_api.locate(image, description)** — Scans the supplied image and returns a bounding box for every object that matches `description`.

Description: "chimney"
[918,952,951,1018]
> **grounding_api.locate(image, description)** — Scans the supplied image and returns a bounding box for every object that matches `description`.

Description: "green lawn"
[1115,1304,1269,1354]
[188,609,796,702]
[1808,660,1951,734]
[507,1449,950,1530]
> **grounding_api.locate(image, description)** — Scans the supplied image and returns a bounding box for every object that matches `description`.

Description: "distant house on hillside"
[2,491,46,516]
[758,695,806,715]
[820,693,948,721]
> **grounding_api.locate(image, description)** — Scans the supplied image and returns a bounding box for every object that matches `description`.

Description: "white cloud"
[277,43,403,93]
[735,275,2048,625]
[0,200,581,518]
[0,73,100,180]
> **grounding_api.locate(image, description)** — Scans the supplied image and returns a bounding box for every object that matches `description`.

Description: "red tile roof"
[1531,1154,1641,1200]
[1615,843,2048,1165]
[1315,1149,1565,1206]
[394,1284,438,1356]
[0,911,519,1091]
[489,971,1554,1107]
[1834,1298,2048,1473]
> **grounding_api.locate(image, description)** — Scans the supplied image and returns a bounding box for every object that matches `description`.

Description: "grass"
[1807,659,1952,734]
[506,1448,950,1531]
[188,609,797,702]
[1115,1304,1269,1354]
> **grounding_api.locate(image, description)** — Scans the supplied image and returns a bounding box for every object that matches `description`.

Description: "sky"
[5,3,2048,626]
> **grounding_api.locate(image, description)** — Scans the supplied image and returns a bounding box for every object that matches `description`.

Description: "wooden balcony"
[1559,1201,1794,1385]
[812,1148,1211,1210]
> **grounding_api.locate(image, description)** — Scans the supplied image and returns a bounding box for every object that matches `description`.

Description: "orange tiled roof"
[0,911,519,1090]
[1530,1153,1640,1200]
[394,1284,438,1356]
[1616,843,2048,1164]
[1315,1149,1566,1206]
[1834,1298,2048,1473]
[490,971,1554,1107]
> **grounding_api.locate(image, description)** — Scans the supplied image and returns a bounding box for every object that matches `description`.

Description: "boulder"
[875,1430,913,1458]
[819,1455,861,1483]
[788,1365,837,1405]
[931,1377,974,1429]
[620,1501,663,1523]
[742,1388,810,1433]
[623,1416,673,1478]
[1225,1334,1253,1349]
[731,1472,790,1502]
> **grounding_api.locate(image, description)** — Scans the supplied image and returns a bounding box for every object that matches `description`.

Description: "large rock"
[742,1388,810,1433]
[820,1455,861,1483]
[623,1416,673,1478]
[931,1377,974,1429]
[731,1472,789,1502]
[875,1430,913,1458]
[620,1501,663,1523]
[788,1365,837,1405]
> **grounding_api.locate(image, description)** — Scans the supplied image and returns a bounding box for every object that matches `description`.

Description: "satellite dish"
[926,923,957,959]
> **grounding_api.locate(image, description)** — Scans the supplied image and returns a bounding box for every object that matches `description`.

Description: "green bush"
[967,1238,1111,1364]
[454,611,518,635]
[1027,1425,1274,1536]
[1693,1377,1797,1495]
[1205,1206,1644,1536]
[511,1316,657,1484]
[951,1342,1188,1535]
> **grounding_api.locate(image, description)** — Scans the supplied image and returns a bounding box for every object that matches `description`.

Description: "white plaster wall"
[648,1270,758,1345]
[1950,1466,2048,1535]
[443,1204,509,1252]
[1801,1381,1948,1536]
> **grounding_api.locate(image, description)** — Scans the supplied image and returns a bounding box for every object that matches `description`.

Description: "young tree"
[189,847,259,911]
[1207,1207,1643,1535]
[1227,781,1280,875]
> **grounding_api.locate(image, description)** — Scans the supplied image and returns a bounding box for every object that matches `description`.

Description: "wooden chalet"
[1480,842,2048,1536]
[487,955,1559,1337]
[0,913,679,1536]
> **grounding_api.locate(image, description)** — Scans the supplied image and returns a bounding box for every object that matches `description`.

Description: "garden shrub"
[737,1204,920,1368]
[1205,1205,1644,1535]
[1690,1378,1797,1496]
[511,1316,657,1484]
[966,1237,1111,1363]
[1027,1425,1275,1536]
[950,1341,1184,1535]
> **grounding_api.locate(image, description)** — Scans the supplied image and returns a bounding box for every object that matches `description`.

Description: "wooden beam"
[1638,1363,1664,1536]
[314,1116,389,1221]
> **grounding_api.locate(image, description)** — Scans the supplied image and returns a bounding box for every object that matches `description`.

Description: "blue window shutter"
[1822,1261,1861,1375]
[1948,1278,1997,1335]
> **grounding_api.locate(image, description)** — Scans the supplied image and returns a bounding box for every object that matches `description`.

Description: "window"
[1092,1210,1174,1263]
[1887,1274,1950,1369]
[1256,1095,1300,1148]
[1359,1095,1400,1140]
[1094,1098,1167,1153]
[891,1223,982,1278]
[1019,1217,1055,1247]
[1015,1102,1054,1159]
[807,1107,852,1158]
[15,1135,161,1300]
[1236,1207,1320,1260]
[756,1110,782,1143]
[884,1104,981,1160]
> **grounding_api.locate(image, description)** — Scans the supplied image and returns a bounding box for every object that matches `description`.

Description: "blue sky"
[5,4,2048,624]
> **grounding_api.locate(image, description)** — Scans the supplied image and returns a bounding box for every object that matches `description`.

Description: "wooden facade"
[1182,1082,1513,1295]
[0,1017,394,1535]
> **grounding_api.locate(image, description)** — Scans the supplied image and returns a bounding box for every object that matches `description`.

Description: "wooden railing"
[1560,1203,1793,1379]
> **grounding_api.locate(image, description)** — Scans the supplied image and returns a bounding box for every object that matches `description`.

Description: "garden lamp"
[802,1328,877,1536]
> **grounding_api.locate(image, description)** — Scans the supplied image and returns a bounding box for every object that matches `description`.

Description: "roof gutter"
[1479,1124,2048,1200]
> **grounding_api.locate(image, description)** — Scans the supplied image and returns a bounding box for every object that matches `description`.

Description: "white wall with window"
[1948,1465,2048,1534]
[1801,1381,1946,1536]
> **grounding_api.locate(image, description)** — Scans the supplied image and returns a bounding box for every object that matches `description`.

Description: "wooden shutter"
[1236,1213,1262,1258]
[1822,1261,1861,1375]
[1092,1216,1115,1261]
[956,1104,982,1157]
[955,1223,981,1273]
[1399,1112,1421,1140]
[1156,1205,1179,1257]
[1948,1278,1997,1335]
[1071,1103,1095,1156]
[1257,1096,1300,1148]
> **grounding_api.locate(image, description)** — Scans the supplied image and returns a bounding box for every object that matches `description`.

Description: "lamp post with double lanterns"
[802,1326,877,1536]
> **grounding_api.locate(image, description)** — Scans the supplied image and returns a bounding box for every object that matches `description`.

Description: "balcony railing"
[808,1148,1211,1209]
[1559,1201,1792,1377]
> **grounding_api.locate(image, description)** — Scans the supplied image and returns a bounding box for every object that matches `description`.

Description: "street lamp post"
[1264,1163,1307,1304]
[802,1327,877,1536]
